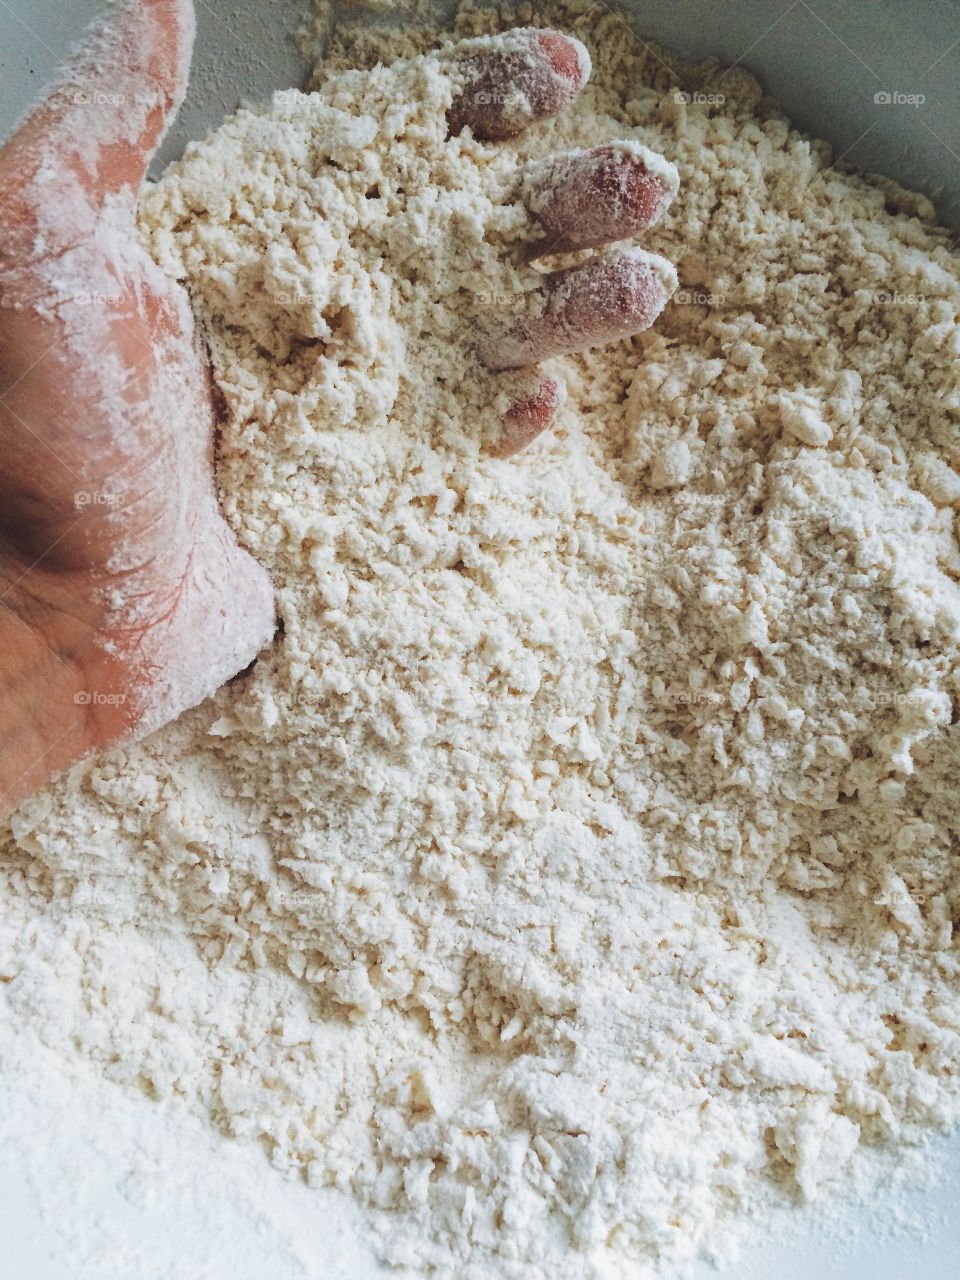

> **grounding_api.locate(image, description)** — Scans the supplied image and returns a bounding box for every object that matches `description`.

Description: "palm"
[0,237,272,683]
[0,0,274,806]
[1,261,198,576]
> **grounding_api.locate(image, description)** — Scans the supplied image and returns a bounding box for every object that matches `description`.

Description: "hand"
[0,11,677,818]
[0,0,274,815]
[443,29,679,455]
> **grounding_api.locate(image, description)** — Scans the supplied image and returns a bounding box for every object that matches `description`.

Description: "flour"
[2,1,960,1277]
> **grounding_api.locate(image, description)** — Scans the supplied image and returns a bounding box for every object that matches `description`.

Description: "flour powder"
[2,1,960,1276]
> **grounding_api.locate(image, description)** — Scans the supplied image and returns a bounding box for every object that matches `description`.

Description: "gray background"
[0,0,958,230]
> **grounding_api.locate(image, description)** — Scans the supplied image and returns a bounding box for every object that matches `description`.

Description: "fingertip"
[3,0,195,203]
[535,31,591,93]
[524,142,679,257]
[494,374,566,458]
[480,249,677,370]
[447,28,591,142]
[142,0,196,105]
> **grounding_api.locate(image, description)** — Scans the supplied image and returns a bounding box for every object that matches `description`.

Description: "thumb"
[0,0,195,259]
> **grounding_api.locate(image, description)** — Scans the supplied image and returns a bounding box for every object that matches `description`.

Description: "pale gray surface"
[0,0,958,228]
[0,2,958,1278]
[0,0,310,168]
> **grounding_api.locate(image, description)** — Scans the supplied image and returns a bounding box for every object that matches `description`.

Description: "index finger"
[445,28,591,141]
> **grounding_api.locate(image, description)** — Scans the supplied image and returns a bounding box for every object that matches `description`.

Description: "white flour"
[2,1,960,1277]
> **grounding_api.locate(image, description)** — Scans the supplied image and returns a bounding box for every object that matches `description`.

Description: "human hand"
[0,12,677,818]
[443,28,678,455]
[0,0,274,815]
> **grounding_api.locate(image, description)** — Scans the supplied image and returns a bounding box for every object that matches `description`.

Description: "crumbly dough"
[2,2,960,1277]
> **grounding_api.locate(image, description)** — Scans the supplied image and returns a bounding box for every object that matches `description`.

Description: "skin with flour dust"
[0,0,678,816]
